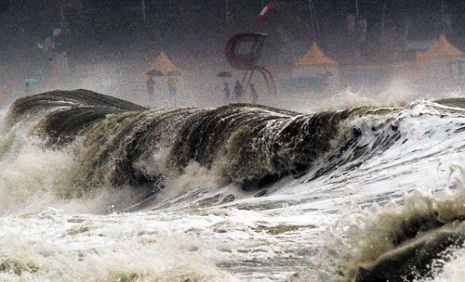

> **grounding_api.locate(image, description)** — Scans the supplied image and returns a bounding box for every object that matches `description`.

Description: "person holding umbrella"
[223,81,231,102]
[250,83,258,104]
[217,71,232,103]
[233,80,243,102]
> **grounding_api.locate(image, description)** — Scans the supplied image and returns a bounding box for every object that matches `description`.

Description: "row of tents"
[290,34,465,93]
[291,34,465,75]
[146,34,465,94]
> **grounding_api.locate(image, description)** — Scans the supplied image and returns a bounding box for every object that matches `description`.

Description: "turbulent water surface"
[2,89,465,281]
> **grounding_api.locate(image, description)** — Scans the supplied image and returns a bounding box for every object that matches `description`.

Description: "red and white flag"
[257,3,273,21]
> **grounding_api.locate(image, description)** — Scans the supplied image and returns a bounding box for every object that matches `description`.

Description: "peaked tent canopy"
[423,34,464,58]
[146,51,181,76]
[294,42,338,68]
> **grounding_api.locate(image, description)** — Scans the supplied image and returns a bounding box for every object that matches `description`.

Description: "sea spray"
[321,163,465,281]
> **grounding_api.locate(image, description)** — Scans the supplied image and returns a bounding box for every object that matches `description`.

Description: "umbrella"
[146,69,164,77]
[24,78,38,85]
[217,71,232,78]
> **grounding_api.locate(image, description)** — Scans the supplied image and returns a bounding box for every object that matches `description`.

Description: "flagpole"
[225,0,230,23]
[142,0,146,22]
[60,0,65,29]
[441,0,445,34]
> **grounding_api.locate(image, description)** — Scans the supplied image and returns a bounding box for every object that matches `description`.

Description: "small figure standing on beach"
[168,75,179,107]
[223,81,230,102]
[146,76,155,97]
[233,80,243,102]
[250,83,258,104]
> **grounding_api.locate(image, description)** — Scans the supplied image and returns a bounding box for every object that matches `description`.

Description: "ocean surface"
[2,89,465,281]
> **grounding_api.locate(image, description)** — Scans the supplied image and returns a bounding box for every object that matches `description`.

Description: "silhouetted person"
[168,75,179,107]
[233,80,243,102]
[250,83,258,104]
[25,82,31,95]
[223,81,230,102]
[146,76,155,97]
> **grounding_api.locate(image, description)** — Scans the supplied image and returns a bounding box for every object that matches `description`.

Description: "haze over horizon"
[1,0,465,109]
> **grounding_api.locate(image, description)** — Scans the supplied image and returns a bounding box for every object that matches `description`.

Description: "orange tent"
[292,42,338,79]
[420,34,465,84]
[294,42,338,68]
[423,34,464,58]
[146,51,180,76]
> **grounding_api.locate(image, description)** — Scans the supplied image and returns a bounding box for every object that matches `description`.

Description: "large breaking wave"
[6,89,465,281]
[5,89,397,190]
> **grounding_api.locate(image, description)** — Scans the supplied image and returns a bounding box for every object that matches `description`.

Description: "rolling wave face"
[10,90,464,196]
[166,105,361,184]
[6,89,398,193]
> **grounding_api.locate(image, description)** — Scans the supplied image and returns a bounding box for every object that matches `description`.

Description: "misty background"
[1,0,465,110]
